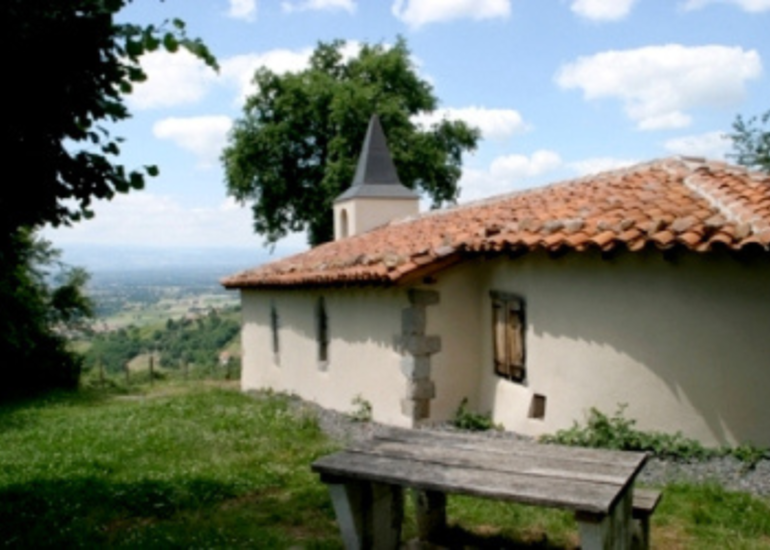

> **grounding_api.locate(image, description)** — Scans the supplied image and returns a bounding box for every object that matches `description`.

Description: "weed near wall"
[541,405,769,468]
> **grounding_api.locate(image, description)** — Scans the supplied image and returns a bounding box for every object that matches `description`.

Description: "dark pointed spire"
[334,115,419,202]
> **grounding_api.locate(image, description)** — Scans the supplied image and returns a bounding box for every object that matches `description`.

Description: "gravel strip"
[289,397,770,498]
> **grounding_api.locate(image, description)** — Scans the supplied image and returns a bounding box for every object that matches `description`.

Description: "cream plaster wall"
[239,250,770,447]
[240,287,412,426]
[464,251,770,447]
[333,198,419,240]
[415,262,484,422]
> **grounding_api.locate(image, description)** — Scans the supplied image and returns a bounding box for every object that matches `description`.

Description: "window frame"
[316,296,329,368]
[269,300,280,365]
[490,290,526,383]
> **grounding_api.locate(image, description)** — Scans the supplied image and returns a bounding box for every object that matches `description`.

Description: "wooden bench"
[312,428,654,549]
[632,488,662,550]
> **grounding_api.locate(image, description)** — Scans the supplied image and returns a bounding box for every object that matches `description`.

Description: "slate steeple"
[333,115,420,240]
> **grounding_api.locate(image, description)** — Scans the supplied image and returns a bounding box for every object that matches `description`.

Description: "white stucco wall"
[238,250,770,447]
[428,250,770,447]
[333,198,419,239]
[413,262,484,422]
[240,287,412,426]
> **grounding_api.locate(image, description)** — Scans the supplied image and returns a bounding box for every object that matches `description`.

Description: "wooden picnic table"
[312,427,649,549]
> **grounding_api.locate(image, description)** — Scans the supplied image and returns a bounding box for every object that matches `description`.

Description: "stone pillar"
[398,289,440,423]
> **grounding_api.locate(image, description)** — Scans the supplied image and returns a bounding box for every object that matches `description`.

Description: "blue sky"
[44,0,769,260]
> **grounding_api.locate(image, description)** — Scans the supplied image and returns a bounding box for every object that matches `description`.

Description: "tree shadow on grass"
[0,476,339,548]
[421,523,576,549]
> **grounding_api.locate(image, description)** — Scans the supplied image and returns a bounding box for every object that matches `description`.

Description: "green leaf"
[125,39,143,58]
[163,33,179,53]
[129,172,145,190]
[145,165,160,177]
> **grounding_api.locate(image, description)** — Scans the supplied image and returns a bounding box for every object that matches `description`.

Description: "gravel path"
[289,397,770,498]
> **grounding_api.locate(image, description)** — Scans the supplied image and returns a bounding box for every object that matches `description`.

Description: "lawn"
[1,383,768,548]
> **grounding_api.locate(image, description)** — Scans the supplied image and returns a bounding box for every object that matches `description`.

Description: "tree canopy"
[5,0,216,234]
[2,1,214,396]
[728,110,769,174]
[222,38,480,246]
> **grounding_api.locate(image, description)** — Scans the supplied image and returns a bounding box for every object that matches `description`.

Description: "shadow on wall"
[523,249,770,446]
[261,287,407,350]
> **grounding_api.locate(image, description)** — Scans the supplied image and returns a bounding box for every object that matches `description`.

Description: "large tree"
[3,1,215,395]
[5,0,216,234]
[728,110,769,173]
[222,38,480,246]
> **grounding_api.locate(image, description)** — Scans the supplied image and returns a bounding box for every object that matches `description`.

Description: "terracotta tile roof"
[222,157,770,288]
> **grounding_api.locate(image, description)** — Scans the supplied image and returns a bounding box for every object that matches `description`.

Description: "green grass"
[0,384,340,548]
[1,384,768,549]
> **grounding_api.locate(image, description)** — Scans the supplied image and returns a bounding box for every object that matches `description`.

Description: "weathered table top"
[312,427,648,515]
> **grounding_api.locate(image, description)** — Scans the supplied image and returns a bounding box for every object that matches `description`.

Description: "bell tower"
[333,115,419,240]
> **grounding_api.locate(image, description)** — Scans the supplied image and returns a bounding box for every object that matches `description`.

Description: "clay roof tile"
[222,158,770,289]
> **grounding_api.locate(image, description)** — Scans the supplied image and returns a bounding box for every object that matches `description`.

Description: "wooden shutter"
[490,291,526,382]
[507,300,524,381]
[492,299,508,377]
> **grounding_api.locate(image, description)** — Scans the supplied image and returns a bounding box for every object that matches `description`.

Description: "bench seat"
[631,488,662,550]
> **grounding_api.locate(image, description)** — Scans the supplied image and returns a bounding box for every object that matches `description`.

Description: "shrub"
[541,404,769,467]
[452,398,500,432]
[349,395,372,423]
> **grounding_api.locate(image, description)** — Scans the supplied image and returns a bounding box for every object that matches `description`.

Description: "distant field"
[94,291,238,332]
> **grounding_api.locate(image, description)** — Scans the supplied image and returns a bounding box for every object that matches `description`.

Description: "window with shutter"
[490,291,525,382]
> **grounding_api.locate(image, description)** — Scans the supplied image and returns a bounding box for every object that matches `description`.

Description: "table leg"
[575,486,633,550]
[413,489,447,543]
[327,480,404,550]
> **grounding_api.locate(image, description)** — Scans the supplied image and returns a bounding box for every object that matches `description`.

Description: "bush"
[452,398,500,432]
[541,404,769,467]
[348,395,372,423]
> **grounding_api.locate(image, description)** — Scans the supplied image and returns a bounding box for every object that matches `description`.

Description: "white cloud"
[219,42,362,105]
[153,116,233,168]
[663,131,732,159]
[571,0,638,21]
[219,48,313,105]
[413,107,528,140]
[43,193,307,255]
[569,157,638,176]
[43,194,256,248]
[490,150,563,180]
[457,151,563,202]
[392,0,511,28]
[282,0,356,13]
[457,168,507,201]
[555,45,762,130]
[681,0,770,12]
[227,0,257,21]
[128,51,218,110]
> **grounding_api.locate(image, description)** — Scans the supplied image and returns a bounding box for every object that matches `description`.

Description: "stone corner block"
[408,289,440,307]
[407,379,436,400]
[400,356,431,379]
[410,335,441,356]
[401,306,427,335]
[401,398,431,420]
